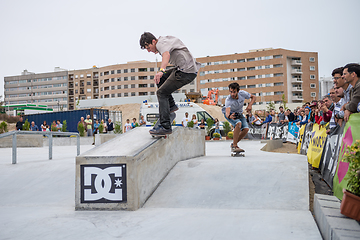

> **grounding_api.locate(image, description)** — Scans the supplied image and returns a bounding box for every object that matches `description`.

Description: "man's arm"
[245,95,256,113]
[154,51,170,84]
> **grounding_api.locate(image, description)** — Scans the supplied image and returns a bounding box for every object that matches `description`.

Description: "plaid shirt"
[330,98,345,129]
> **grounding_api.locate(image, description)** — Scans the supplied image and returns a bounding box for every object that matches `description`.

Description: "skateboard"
[231,151,245,157]
[151,112,176,138]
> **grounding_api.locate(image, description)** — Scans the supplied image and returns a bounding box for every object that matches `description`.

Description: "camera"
[230,112,242,119]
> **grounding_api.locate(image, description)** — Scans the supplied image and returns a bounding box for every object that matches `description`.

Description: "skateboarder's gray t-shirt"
[156,36,201,74]
[221,91,251,115]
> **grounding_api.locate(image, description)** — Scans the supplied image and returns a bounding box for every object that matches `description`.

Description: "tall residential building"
[196,48,319,105]
[319,76,333,98]
[4,69,68,111]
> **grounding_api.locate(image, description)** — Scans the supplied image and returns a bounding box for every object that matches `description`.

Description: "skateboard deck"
[150,112,176,138]
[231,151,245,157]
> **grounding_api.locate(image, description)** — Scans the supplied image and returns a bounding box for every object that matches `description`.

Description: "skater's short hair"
[140,32,157,49]
[228,82,240,92]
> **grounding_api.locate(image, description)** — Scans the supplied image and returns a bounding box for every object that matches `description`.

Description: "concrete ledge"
[0,135,43,148]
[75,126,205,211]
[260,139,283,151]
[314,194,360,240]
[94,134,118,146]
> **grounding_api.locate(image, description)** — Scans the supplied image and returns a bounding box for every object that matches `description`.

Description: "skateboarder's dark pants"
[157,68,177,110]
[157,69,196,129]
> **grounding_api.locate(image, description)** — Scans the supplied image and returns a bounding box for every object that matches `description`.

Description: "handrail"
[0,130,80,164]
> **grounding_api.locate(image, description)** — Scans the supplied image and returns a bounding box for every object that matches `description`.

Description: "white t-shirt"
[182,117,191,127]
[221,90,251,115]
[124,123,132,132]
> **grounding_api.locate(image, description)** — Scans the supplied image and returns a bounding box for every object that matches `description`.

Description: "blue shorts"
[224,113,249,130]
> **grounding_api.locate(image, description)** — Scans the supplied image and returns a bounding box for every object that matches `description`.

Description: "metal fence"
[0,130,80,164]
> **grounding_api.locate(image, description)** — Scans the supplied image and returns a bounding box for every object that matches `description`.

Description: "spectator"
[286,109,295,122]
[41,120,47,131]
[321,95,334,123]
[16,117,24,130]
[333,67,352,104]
[78,117,86,129]
[342,63,360,121]
[297,109,308,127]
[252,114,262,126]
[309,101,317,123]
[30,121,39,131]
[182,112,191,127]
[263,111,272,124]
[107,118,114,133]
[51,120,57,131]
[131,118,137,129]
[93,119,100,134]
[101,119,107,133]
[191,114,198,128]
[139,115,146,126]
[314,102,323,125]
[56,120,62,132]
[247,112,255,124]
[270,109,276,123]
[278,106,285,124]
[214,118,220,135]
[124,119,132,133]
[327,87,344,134]
[84,115,93,136]
[199,119,205,129]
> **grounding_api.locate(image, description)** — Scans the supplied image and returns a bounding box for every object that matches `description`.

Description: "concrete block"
[260,139,283,151]
[43,136,94,146]
[314,194,360,240]
[75,126,205,211]
[94,134,117,146]
[0,135,43,148]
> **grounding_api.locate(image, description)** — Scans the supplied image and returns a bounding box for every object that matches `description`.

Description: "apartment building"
[196,48,319,105]
[68,67,99,110]
[4,69,68,111]
[319,76,333,98]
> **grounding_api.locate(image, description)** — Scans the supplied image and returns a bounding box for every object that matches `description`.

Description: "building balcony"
[292,86,303,92]
[291,60,302,65]
[291,69,303,74]
[292,95,304,101]
[291,78,303,83]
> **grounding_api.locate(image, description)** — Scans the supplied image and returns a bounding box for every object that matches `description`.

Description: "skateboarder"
[140,32,201,135]
[222,82,256,152]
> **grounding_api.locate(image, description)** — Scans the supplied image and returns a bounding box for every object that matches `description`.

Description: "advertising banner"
[333,113,360,200]
[297,125,305,154]
[287,123,299,144]
[300,123,313,155]
[306,123,328,168]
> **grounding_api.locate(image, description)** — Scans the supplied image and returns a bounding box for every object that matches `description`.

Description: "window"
[104,71,109,75]
[258,84,263,87]
[124,77,128,81]
[111,94,115,98]
[87,89,91,93]
[80,74,84,78]
[150,83,154,87]
[111,70,115,74]
[310,83,316,88]
[75,90,78,94]
[309,57,315,62]
[310,66,315,71]
[257,75,263,78]
[265,74,271,78]
[274,91,284,95]
[248,76,255,79]
[248,67,255,71]
[274,64,283,68]
[214,61,220,65]
[111,78,115,82]
[131,92,135,96]
[124,93,128,97]
[257,66,262,69]
[274,82,283,86]
[104,86,109,91]
[116,85,121,89]
[139,76,147,80]
[139,92,148,96]
[150,76,154,79]
[310,75,316,79]
[222,61,228,64]
[311,92,316,97]
[87,81,91,85]
[273,55,282,59]
[150,92,155,95]
[240,85,246,89]
[131,84,135,88]
[150,68,154,71]
[247,58,255,62]
[247,85,256,88]
[230,60,234,63]
[124,85,128,89]
[131,76,135,80]
[222,69,228,73]
[111,86,115,90]
[238,76,246,80]
[237,68,246,71]
[237,59,245,62]
[123,69,128,73]
[274,73,283,77]
[117,78,121,81]
[117,93,121,97]
[131,68,135,72]
[139,84,147,88]
[139,68,147,72]
[265,83,272,87]
[87,74,91,78]
[117,70,121,74]
[200,72,205,76]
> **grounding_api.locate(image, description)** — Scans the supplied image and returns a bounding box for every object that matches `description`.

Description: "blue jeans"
[214,128,221,135]
[224,113,249,130]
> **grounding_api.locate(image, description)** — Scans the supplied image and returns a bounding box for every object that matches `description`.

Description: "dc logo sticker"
[80,164,127,203]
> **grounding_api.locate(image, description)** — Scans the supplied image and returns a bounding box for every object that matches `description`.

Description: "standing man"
[30,121,39,131]
[222,82,256,152]
[342,63,360,121]
[182,112,191,127]
[140,32,200,135]
[107,118,114,133]
[333,67,352,104]
[16,117,24,130]
[278,106,285,124]
[84,115,93,137]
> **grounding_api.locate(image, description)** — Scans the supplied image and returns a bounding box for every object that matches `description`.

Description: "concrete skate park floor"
[0,140,321,239]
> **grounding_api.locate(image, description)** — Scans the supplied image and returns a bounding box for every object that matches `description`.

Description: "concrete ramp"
[75,126,205,211]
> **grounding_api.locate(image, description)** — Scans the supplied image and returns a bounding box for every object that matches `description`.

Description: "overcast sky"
[1,0,359,101]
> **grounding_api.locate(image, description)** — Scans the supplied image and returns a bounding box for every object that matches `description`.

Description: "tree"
[0,95,4,114]
[281,94,288,110]
[267,101,276,111]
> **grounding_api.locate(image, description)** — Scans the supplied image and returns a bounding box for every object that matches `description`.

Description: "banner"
[333,113,360,200]
[246,123,263,139]
[300,123,313,155]
[266,123,288,141]
[287,123,299,144]
[297,125,305,154]
[306,123,328,168]
[319,124,344,188]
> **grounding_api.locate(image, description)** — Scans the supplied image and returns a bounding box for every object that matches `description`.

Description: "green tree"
[206,118,214,136]
[223,121,231,136]
[61,120,68,132]
[0,121,8,133]
[114,121,122,134]
[267,101,276,111]
[23,119,30,131]
[281,94,288,110]
[77,122,85,137]
[187,121,194,128]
